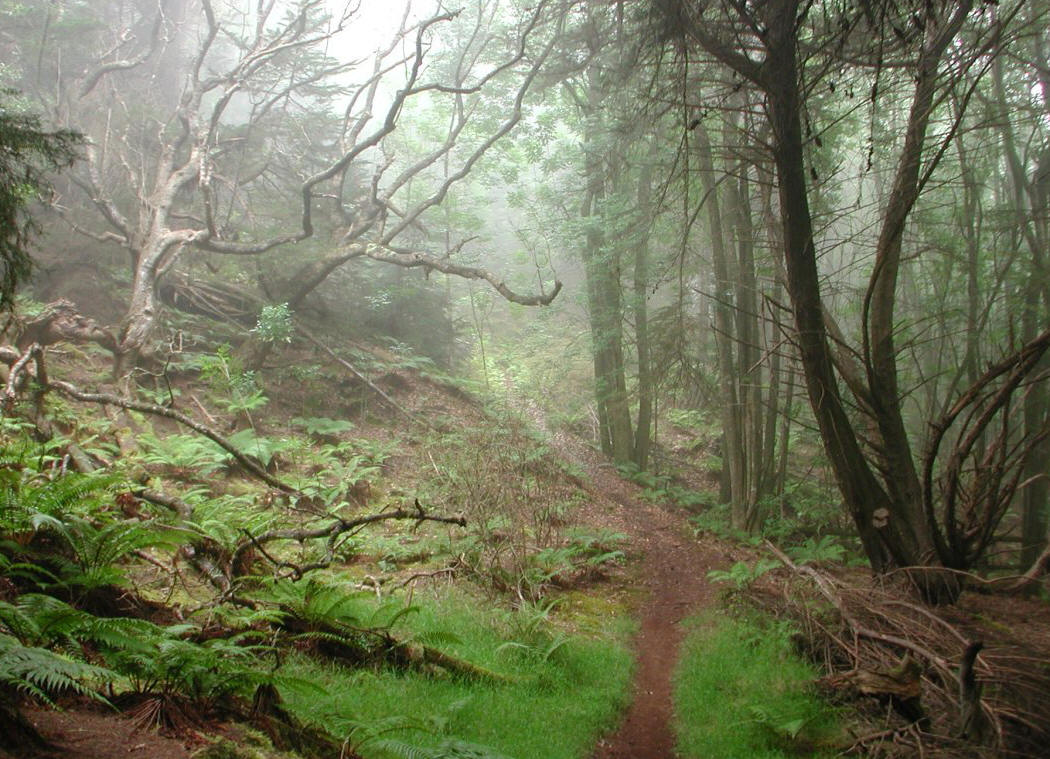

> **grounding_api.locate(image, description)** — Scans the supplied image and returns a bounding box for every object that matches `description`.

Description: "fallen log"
[823,654,928,727]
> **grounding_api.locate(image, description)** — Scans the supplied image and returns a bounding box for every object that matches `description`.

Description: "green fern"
[0,600,37,643]
[186,493,276,553]
[495,598,570,664]
[224,429,293,469]
[0,469,120,532]
[267,578,368,628]
[137,432,227,476]
[347,706,515,759]
[7,593,156,652]
[369,739,516,759]
[111,627,271,708]
[0,546,57,587]
[707,559,782,591]
[0,633,114,705]
[786,535,846,565]
[30,513,176,590]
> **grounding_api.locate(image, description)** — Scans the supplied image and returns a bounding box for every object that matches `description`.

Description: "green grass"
[673,613,842,759]
[281,594,633,759]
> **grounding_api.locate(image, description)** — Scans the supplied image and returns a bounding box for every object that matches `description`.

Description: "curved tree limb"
[362,246,562,306]
[1008,541,1050,594]
[44,377,299,493]
[0,348,302,494]
[232,504,466,581]
[78,4,167,98]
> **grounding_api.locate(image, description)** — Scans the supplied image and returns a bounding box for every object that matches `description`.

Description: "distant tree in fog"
[0,0,562,371]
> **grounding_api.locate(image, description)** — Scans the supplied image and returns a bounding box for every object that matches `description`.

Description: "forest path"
[533,421,728,758]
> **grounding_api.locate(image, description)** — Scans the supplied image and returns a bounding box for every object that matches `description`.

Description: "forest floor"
[16,448,731,759]
[507,390,732,757]
[13,373,735,759]
[14,333,1050,759]
[563,443,729,759]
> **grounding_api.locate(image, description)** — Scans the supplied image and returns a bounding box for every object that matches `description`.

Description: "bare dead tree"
[12,1,563,374]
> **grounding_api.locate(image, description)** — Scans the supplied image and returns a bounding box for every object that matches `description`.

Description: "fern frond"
[369,738,516,759]
[0,634,114,704]
[0,601,39,643]
[374,603,421,630]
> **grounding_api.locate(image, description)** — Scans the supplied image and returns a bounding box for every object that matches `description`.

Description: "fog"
[2,0,1048,575]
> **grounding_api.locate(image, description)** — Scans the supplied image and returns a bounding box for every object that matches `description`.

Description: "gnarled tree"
[655,0,1048,600]
[2,0,562,373]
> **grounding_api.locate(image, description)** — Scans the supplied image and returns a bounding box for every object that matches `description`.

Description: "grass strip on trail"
[673,613,842,759]
[282,595,633,759]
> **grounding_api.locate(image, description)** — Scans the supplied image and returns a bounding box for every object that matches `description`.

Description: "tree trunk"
[116,234,181,377]
[632,139,658,470]
[579,69,633,465]
[992,52,1050,569]
[729,161,764,530]
[863,0,972,569]
[695,123,746,525]
[763,0,900,573]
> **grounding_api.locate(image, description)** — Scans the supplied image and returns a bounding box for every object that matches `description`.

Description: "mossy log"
[249,683,350,759]
[282,613,515,684]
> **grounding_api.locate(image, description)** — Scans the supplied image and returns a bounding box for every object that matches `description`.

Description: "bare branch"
[20,366,302,494]
[79,4,168,98]
[380,12,561,242]
[363,246,562,306]
[232,505,466,580]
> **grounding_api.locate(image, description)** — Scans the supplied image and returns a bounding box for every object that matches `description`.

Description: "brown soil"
[541,432,730,759]
[587,491,724,759]
[12,706,197,759]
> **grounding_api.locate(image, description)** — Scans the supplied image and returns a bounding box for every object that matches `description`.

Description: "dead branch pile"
[157,272,261,326]
[755,544,1050,758]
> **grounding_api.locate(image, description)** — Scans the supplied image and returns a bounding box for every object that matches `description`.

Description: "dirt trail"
[545,431,728,759]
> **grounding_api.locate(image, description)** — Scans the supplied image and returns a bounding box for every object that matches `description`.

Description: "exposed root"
[757,543,1050,758]
[249,683,350,759]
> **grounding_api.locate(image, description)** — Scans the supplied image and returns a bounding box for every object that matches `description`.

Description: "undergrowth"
[282,593,634,759]
[0,350,635,759]
[673,613,842,758]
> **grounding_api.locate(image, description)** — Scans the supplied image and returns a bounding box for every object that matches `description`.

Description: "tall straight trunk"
[1020,282,1050,568]
[695,123,746,525]
[632,139,658,469]
[582,185,613,456]
[579,126,632,461]
[729,165,765,529]
[863,0,972,567]
[577,64,634,464]
[763,0,899,571]
[774,358,795,503]
[760,261,785,504]
[601,260,634,464]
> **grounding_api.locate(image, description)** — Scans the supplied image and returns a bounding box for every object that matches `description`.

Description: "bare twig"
[296,326,432,429]
[233,506,466,581]
[1009,541,1050,593]
[43,377,298,494]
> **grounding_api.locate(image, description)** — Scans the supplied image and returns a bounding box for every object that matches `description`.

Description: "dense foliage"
[0,92,80,308]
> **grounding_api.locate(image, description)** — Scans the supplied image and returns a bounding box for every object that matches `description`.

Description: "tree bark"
[632,139,658,470]
[762,0,897,571]
[695,123,746,523]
